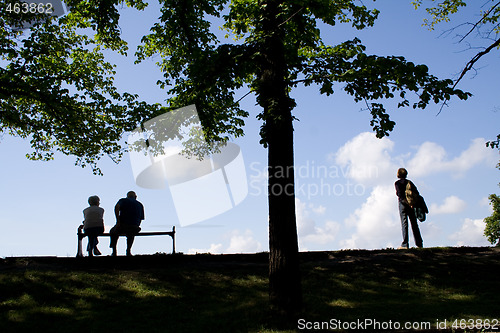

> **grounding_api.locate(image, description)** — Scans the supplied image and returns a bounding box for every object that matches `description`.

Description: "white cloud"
[430,196,467,214]
[418,221,444,246]
[187,229,263,254]
[226,229,263,253]
[332,134,496,186]
[296,198,316,237]
[187,243,223,254]
[334,132,396,184]
[449,218,490,247]
[340,185,401,249]
[480,196,493,209]
[309,203,326,215]
[406,142,447,177]
[296,198,340,247]
[407,138,496,178]
[302,221,340,246]
[451,138,497,174]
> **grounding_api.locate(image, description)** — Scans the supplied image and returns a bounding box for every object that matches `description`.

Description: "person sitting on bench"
[109,191,145,256]
[83,195,105,257]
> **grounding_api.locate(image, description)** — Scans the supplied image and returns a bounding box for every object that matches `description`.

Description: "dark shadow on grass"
[0,254,271,333]
[0,248,499,332]
[300,247,500,331]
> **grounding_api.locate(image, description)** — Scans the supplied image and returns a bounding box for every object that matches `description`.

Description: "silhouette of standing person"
[109,191,145,256]
[395,168,423,249]
[83,195,105,257]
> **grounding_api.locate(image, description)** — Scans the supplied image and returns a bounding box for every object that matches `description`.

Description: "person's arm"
[115,203,121,225]
[395,181,402,200]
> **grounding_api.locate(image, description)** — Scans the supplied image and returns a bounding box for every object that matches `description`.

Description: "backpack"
[405,180,419,207]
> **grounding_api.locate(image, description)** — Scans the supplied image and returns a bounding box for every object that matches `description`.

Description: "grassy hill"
[1,247,499,332]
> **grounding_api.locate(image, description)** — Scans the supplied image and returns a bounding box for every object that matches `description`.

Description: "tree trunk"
[256,0,302,316]
[267,108,302,315]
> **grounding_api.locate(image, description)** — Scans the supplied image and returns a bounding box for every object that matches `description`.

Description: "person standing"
[109,191,145,256]
[83,195,105,257]
[395,168,423,249]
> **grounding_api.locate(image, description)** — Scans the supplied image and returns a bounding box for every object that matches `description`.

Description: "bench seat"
[77,226,175,257]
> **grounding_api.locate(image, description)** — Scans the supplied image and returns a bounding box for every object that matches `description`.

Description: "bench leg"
[172,226,176,254]
[77,236,83,257]
[77,226,84,257]
[172,234,176,254]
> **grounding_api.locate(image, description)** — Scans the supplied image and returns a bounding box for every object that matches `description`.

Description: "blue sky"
[1,1,498,257]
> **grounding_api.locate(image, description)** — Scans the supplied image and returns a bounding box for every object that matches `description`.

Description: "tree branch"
[453,37,500,89]
[277,6,304,28]
[459,1,500,42]
[233,90,253,106]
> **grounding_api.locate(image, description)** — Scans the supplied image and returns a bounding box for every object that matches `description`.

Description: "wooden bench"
[77,225,176,257]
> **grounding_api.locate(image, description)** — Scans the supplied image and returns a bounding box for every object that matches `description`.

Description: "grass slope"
[0,247,499,332]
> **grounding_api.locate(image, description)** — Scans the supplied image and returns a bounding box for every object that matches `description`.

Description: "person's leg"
[93,226,104,255]
[125,226,141,256]
[86,235,92,253]
[84,228,97,256]
[126,235,135,256]
[109,226,119,256]
[409,209,423,248]
[399,202,409,248]
[89,235,97,256]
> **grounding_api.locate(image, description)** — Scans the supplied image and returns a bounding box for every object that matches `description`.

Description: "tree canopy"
[484,192,500,246]
[1,0,472,170]
[0,0,158,174]
[135,0,470,144]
